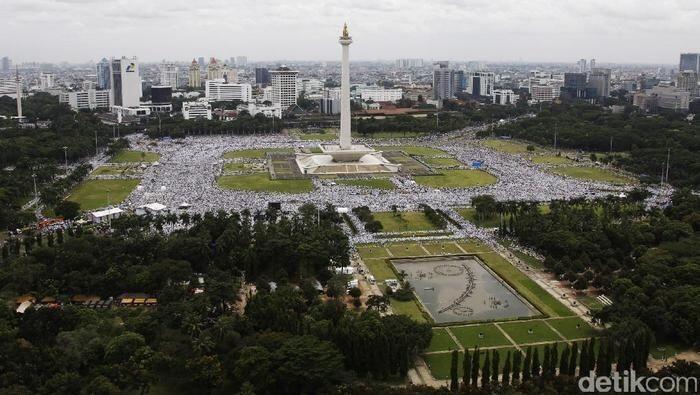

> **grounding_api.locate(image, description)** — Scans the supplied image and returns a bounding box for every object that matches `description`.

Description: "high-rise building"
[206,58,222,80]
[255,67,270,86]
[182,101,212,120]
[270,66,299,108]
[530,85,557,102]
[197,57,205,68]
[634,86,690,112]
[466,71,495,97]
[205,79,252,102]
[358,86,403,102]
[578,59,587,73]
[96,58,110,89]
[40,73,55,89]
[588,67,611,98]
[235,56,247,67]
[452,70,466,93]
[188,59,201,88]
[432,61,454,100]
[395,58,424,69]
[0,79,19,98]
[151,86,173,104]
[679,53,700,73]
[561,72,593,99]
[677,70,698,96]
[159,62,179,88]
[1,57,11,72]
[109,56,142,108]
[589,58,596,71]
[492,89,517,105]
[221,65,237,83]
[59,89,112,111]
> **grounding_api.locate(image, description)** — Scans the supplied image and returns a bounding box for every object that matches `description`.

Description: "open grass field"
[217,174,313,193]
[423,242,464,255]
[546,317,596,340]
[67,179,140,211]
[296,132,337,141]
[457,239,489,253]
[512,250,545,270]
[362,258,395,281]
[361,131,430,139]
[110,150,160,163]
[374,211,439,233]
[477,252,574,318]
[375,145,447,157]
[222,148,294,159]
[91,165,137,177]
[415,169,497,189]
[387,243,429,257]
[551,166,634,184]
[390,299,427,323]
[498,320,564,344]
[531,155,574,165]
[223,162,249,172]
[450,323,512,349]
[482,139,538,154]
[422,157,463,168]
[427,328,460,353]
[337,178,395,190]
[424,347,519,380]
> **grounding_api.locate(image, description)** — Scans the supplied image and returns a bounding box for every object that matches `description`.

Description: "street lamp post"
[62,146,68,174]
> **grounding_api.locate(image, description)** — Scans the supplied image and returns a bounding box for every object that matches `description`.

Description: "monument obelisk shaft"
[339,24,352,150]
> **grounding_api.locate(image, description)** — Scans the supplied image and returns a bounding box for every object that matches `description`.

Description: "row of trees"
[450,335,652,392]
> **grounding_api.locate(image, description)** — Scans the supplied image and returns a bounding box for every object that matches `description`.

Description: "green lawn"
[532,155,574,165]
[110,150,160,163]
[357,244,390,259]
[424,348,520,380]
[427,329,460,353]
[223,162,250,172]
[423,242,463,255]
[222,148,294,159]
[551,166,634,184]
[362,131,430,139]
[363,258,395,281]
[546,317,597,340]
[423,157,463,168]
[91,166,136,177]
[296,132,337,141]
[498,320,563,345]
[217,174,313,193]
[390,299,427,323]
[414,170,497,189]
[512,251,545,270]
[476,252,574,318]
[374,211,439,233]
[67,179,140,211]
[450,323,512,349]
[337,178,394,190]
[376,146,447,157]
[482,139,537,154]
[388,243,429,257]
[457,239,489,253]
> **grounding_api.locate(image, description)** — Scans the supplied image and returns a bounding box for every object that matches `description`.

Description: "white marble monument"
[295,24,399,175]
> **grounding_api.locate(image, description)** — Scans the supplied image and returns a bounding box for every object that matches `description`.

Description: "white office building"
[159,63,179,88]
[182,101,212,120]
[40,73,55,89]
[466,71,495,97]
[492,89,517,105]
[270,66,299,108]
[297,78,324,95]
[59,89,113,111]
[237,102,282,118]
[110,56,142,108]
[359,86,403,102]
[530,85,557,103]
[0,79,19,99]
[205,79,252,102]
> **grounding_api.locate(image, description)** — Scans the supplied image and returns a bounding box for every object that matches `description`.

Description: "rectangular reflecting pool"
[391,255,539,324]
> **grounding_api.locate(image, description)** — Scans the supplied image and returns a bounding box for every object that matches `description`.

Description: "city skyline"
[2,0,699,64]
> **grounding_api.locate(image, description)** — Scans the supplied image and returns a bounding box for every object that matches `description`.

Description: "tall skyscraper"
[197,57,205,68]
[466,71,495,97]
[590,58,596,70]
[159,62,179,88]
[109,56,142,108]
[188,59,201,88]
[39,73,54,89]
[432,61,454,100]
[96,58,110,89]
[680,53,700,73]
[206,58,221,80]
[588,68,611,98]
[1,57,11,72]
[255,67,270,86]
[677,70,698,96]
[270,66,298,108]
[236,56,247,67]
[578,59,587,73]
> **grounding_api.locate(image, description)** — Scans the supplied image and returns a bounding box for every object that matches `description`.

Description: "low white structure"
[59,89,112,111]
[358,86,403,102]
[182,101,212,120]
[89,207,124,224]
[237,102,281,118]
[205,79,252,102]
[492,89,518,105]
[136,203,167,215]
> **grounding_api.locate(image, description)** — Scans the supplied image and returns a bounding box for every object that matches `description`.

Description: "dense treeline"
[481,103,700,187]
[0,94,112,230]
[0,205,432,393]
[478,190,700,347]
[145,112,282,139]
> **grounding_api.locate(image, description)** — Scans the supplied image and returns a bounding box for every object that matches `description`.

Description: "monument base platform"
[295,145,400,175]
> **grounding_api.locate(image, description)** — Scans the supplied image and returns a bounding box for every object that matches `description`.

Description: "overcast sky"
[2,0,699,64]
